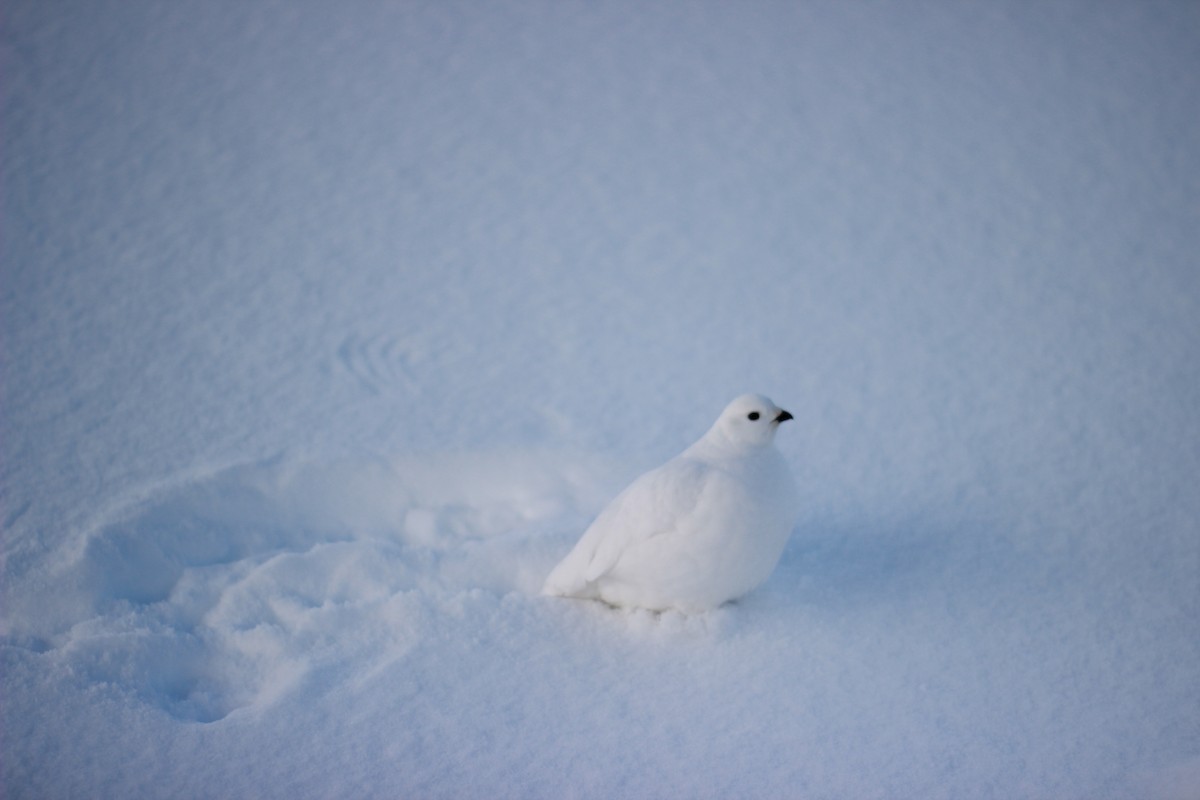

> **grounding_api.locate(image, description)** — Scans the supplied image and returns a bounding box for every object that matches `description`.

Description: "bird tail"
[541,560,592,599]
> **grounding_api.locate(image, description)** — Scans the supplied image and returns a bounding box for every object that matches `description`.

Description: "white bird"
[543,394,799,612]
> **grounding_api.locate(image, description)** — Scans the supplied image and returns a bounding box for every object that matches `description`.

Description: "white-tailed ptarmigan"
[542,394,799,612]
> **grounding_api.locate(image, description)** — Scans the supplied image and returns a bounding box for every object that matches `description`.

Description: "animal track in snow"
[334,332,424,396]
[26,452,607,723]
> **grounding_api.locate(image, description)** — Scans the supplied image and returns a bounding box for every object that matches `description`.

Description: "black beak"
[774,409,793,423]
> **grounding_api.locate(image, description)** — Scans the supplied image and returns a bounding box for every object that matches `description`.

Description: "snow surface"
[3,0,1199,797]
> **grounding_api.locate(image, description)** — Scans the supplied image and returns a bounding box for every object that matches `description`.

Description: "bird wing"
[576,456,709,585]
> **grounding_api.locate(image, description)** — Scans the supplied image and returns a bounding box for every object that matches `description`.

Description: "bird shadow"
[771,511,1012,611]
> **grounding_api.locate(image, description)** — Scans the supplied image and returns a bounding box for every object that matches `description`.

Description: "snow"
[3,0,1199,797]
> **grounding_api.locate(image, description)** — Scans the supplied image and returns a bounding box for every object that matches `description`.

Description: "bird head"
[707,394,793,450]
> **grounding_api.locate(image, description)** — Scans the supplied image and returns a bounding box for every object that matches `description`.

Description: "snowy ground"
[3,1,1199,797]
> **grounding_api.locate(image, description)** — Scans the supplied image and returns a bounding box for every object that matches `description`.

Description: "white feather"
[543,394,799,612]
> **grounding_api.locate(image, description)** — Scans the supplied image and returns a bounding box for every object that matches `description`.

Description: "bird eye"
[747,412,760,421]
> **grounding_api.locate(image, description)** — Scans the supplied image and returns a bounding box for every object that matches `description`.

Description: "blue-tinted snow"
[3,1,1199,797]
